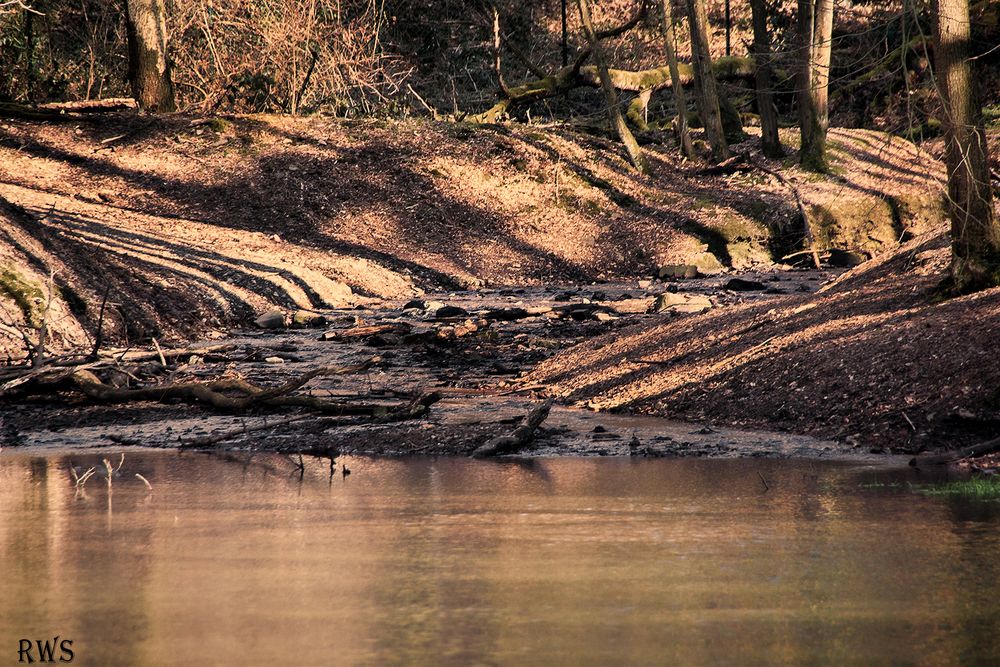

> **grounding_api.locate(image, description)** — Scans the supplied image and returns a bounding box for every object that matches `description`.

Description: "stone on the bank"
[434,305,469,319]
[650,292,688,312]
[657,264,700,280]
[483,307,530,321]
[291,310,327,328]
[254,310,286,329]
[264,356,285,364]
[724,278,766,291]
[692,252,724,274]
[672,297,712,313]
[565,304,613,321]
[827,248,867,267]
[650,293,713,314]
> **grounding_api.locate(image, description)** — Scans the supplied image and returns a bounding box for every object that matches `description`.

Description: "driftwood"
[472,399,553,458]
[113,343,240,363]
[909,435,1000,467]
[58,361,372,409]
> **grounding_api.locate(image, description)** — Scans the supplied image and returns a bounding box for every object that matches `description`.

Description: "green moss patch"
[0,268,45,327]
[809,196,898,253]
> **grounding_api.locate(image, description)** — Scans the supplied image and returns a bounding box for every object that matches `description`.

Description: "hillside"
[529,231,1000,453]
[0,113,946,358]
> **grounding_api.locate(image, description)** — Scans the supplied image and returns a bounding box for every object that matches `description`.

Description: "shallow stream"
[2,451,999,665]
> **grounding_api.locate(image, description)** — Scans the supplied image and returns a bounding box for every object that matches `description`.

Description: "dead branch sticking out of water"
[472,399,553,458]
[909,435,1000,467]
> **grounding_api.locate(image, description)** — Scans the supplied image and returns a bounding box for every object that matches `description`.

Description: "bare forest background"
[2,0,998,136]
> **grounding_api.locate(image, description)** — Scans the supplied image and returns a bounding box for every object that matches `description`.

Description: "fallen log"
[112,343,240,363]
[0,102,75,122]
[320,323,411,341]
[472,399,553,458]
[7,360,375,412]
[469,57,755,124]
[909,435,1000,467]
[37,98,138,113]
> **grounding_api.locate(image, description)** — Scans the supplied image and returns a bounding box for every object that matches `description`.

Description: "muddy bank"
[1,271,895,460]
[530,233,1000,455]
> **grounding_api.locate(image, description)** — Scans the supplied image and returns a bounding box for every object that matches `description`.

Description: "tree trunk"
[686,0,729,162]
[724,0,731,56]
[750,0,782,158]
[658,0,694,157]
[576,0,651,174]
[561,0,570,67]
[933,0,1000,293]
[23,6,37,102]
[125,0,176,112]
[797,0,833,171]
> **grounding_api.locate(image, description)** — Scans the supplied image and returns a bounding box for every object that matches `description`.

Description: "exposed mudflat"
[1,269,903,461]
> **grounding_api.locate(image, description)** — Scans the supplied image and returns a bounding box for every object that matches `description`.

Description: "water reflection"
[1,452,999,665]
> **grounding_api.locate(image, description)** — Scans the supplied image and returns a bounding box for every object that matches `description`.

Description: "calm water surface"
[2,451,999,666]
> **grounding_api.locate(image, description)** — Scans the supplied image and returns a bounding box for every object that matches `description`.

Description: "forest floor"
[0,113,997,459]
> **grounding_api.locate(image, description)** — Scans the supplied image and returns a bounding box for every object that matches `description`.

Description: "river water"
[2,451,999,665]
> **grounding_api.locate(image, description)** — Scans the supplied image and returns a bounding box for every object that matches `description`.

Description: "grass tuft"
[911,477,1000,500]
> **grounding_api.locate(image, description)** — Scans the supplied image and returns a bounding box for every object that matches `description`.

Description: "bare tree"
[576,0,651,174]
[125,0,176,112]
[686,0,728,162]
[750,0,782,158]
[797,0,833,171]
[933,0,1000,293]
[658,0,694,157]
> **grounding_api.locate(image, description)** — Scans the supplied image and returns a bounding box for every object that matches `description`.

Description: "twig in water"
[757,471,770,492]
[135,473,153,491]
[103,457,114,490]
[71,465,97,489]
